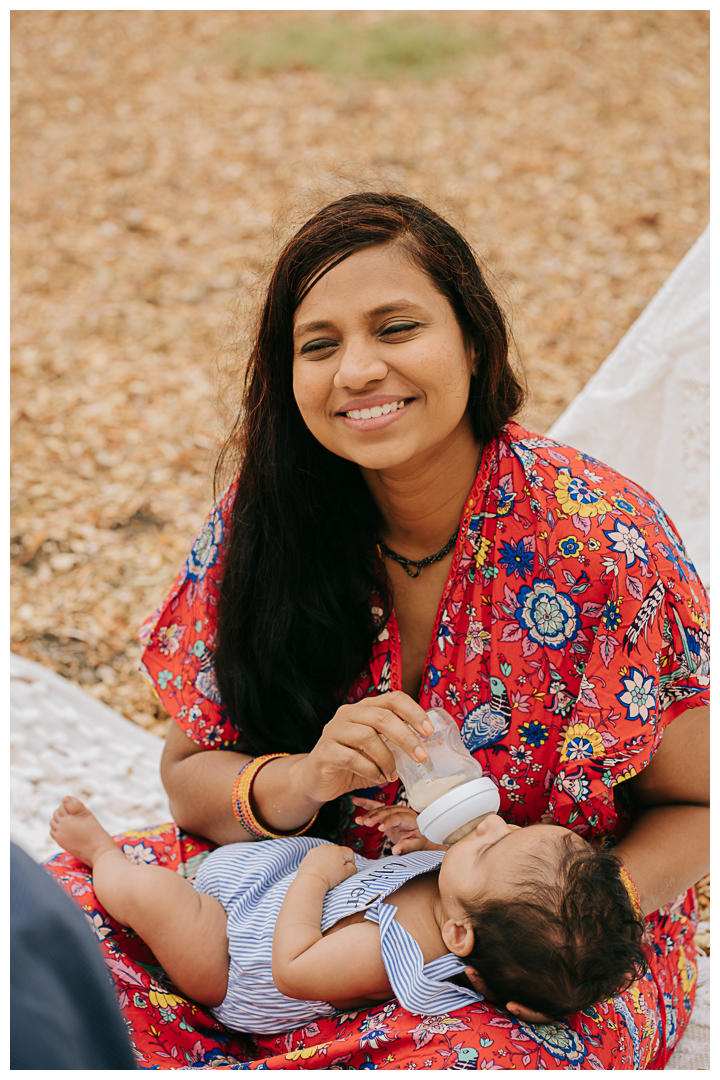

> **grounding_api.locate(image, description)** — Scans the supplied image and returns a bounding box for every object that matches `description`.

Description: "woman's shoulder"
[139,482,236,648]
[496,422,703,590]
[138,482,239,750]
[502,422,657,503]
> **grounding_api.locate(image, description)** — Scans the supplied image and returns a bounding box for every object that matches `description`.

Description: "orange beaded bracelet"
[619,866,642,919]
[231,754,319,840]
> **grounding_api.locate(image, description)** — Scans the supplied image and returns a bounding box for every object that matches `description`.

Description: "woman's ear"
[441,919,475,957]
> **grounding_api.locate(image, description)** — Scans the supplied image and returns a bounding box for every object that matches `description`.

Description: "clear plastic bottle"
[387,707,500,845]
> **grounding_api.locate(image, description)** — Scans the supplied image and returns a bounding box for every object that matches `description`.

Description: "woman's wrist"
[614,804,709,916]
[249,753,324,835]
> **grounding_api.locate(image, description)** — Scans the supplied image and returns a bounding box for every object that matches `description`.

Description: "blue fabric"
[10,842,136,1070]
[193,836,480,1033]
[364,902,477,1015]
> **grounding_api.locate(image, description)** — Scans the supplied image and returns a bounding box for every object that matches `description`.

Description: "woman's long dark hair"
[213,193,524,831]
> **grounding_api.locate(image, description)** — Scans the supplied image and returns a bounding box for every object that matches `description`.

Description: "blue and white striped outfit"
[193,836,481,1033]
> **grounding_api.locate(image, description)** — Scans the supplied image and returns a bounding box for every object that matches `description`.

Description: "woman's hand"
[160,692,432,846]
[297,845,357,890]
[352,797,444,855]
[295,692,434,805]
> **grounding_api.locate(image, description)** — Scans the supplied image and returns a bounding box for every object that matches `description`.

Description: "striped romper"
[193,836,481,1034]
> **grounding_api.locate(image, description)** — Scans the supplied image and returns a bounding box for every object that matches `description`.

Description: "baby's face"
[437,814,586,919]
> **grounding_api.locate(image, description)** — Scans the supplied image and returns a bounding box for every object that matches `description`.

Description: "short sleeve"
[139,484,243,749]
[547,490,710,838]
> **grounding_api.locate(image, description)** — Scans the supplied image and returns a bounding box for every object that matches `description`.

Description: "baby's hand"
[352,798,445,855]
[297,845,357,890]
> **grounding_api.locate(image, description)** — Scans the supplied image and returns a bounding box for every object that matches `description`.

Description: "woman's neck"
[361,420,482,558]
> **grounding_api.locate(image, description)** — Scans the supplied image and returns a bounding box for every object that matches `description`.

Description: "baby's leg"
[50,796,229,1006]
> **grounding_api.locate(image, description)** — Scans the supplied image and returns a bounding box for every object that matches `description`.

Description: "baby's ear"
[441,919,475,957]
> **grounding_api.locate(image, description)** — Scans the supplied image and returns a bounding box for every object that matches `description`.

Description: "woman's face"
[292,243,477,472]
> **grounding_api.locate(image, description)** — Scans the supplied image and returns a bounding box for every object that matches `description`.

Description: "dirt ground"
[11,11,709,931]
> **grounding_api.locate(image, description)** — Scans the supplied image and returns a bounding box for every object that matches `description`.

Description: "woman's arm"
[160,723,322,844]
[613,705,709,915]
[160,691,434,846]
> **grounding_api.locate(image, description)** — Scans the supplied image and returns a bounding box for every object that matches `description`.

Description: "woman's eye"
[300,338,337,356]
[382,322,419,337]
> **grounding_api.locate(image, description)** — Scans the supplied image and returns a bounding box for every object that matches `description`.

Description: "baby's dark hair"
[464,834,649,1021]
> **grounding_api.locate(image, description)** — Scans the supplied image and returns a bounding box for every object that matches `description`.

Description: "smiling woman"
[44,192,709,1069]
[292,247,476,470]
[208,194,523,776]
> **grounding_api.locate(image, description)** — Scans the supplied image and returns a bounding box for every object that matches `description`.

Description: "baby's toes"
[63,795,87,815]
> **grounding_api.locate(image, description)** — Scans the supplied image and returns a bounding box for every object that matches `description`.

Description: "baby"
[50,796,647,1033]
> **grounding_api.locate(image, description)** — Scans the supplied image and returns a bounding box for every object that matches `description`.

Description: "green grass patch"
[219,15,501,83]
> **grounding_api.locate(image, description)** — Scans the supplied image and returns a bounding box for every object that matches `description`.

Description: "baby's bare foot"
[50,796,119,868]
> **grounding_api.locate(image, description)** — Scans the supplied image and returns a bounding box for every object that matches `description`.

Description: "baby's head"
[438,815,648,1021]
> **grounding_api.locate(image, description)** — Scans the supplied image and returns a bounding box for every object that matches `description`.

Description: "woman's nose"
[333,339,388,389]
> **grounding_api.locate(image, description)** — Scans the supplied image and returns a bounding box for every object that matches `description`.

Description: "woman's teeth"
[345,400,407,420]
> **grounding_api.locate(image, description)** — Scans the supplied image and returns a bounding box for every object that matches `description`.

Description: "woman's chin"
[311,413,474,473]
[338,442,425,473]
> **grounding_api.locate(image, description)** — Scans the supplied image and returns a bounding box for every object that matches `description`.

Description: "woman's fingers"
[329,744,394,785]
[335,699,431,766]
[302,693,434,799]
[506,1001,552,1024]
[325,714,401,781]
[372,691,434,739]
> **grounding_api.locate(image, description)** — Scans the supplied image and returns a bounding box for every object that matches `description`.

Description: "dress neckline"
[384,437,498,699]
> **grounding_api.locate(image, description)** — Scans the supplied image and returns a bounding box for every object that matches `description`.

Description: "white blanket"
[548,227,709,588]
[10,652,171,861]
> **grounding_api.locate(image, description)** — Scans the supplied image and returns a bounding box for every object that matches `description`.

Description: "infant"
[50,796,647,1033]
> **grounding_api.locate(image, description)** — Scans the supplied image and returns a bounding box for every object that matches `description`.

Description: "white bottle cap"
[416,776,501,845]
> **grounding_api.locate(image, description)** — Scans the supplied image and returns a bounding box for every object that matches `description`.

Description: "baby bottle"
[388,708,500,845]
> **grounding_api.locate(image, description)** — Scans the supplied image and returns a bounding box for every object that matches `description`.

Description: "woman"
[47,193,709,1070]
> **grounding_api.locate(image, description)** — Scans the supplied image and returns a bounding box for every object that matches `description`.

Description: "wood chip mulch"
[11,10,708,922]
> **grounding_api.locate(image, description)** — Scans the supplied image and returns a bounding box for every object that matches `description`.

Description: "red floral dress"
[45,423,709,1069]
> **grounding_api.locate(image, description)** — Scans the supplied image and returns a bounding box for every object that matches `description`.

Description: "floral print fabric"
[45,422,709,1068]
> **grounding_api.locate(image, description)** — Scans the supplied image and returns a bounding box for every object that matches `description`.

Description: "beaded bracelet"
[231,754,319,840]
[619,866,642,919]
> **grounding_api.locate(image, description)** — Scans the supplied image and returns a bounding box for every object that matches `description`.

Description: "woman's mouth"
[337,398,414,431]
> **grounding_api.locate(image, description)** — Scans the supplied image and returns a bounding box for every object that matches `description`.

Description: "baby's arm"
[352,798,447,855]
[272,846,392,1005]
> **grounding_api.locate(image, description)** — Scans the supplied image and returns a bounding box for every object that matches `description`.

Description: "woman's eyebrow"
[294,300,424,337]
[294,318,334,336]
[367,300,424,317]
